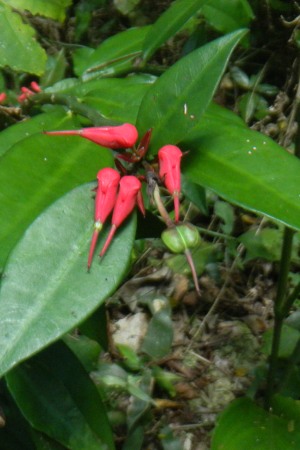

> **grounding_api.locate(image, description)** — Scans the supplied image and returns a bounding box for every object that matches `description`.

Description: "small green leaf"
[239,228,283,262]
[160,425,182,450]
[142,0,204,62]
[211,398,300,450]
[6,341,114,450]
[181,175,208,215]
[73,27,150,79]
[0,1,47,75]
[41,50,68,87]
[202,0,254,34]
[116,344,142,371]
[3,0,72,22]
[141,299,173,360]
[262,325,300,358]
[137,29,247,152]
[0,184,136,377]
[214,200,234,235]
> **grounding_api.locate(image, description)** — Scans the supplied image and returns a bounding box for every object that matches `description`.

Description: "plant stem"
[264,213,295,410]
[153,184,173,228]
[24,93,115,126]
[264,59,300,409]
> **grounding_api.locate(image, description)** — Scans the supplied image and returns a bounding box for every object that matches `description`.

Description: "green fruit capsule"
[161,223,200,254]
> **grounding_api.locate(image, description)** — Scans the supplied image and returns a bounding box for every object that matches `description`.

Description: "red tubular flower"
[87,168,120,270]
[158,145,183,222]
[45,123,138,150]
[100,176,143,257]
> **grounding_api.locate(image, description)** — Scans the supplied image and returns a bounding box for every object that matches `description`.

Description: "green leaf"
[41,50,68,87]
[6,341,114,450]
[3,0,72,22]
[160,425,182,450]
[0,183,136,377]
[0,110,113,270]
[214,200,234,234]
[202,0,254,34]
[271,394,300,428]
[73,27,150,79]
[262,324,300,358]
[137,29,247,153]
[211,398,300,450]
[142,0,204,62]
[0,108,73,158]
[141,297,173,360]
[183,103,300,231]
[57,76,155,124]
[239,228,283,261]
[0,1,47,75]
[181,175,208,215]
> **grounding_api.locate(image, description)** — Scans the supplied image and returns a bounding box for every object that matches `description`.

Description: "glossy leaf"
[66,76,155,124]
[73,27,150,79]
[211,398,300,449]
[271,394,300,427]
[6,341,115,450]
[137,29,247,152]
[44,76,155,123]
[3,0,72,21]
[0,2,47,75]
[142,0,204,61]
[202,0,254,34]
[0,183,136,377]
[0,111,113,270]
[0,107,76,158]
[183,103,300,231]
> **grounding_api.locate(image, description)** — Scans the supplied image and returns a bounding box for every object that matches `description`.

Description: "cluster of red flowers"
[0,81,42,105]
[17,81,41,103]
[45,123,183,270]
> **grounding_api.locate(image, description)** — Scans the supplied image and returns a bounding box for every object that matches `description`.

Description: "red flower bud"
[0,93,6,104]
[158,145,182,222]
[21,87,35,95]
[30,81,42,93]
[100,176,142,257]
[87,168,120,270]
[45,123,138,150]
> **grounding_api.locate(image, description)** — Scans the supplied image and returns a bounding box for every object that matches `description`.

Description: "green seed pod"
[161,223,200,254]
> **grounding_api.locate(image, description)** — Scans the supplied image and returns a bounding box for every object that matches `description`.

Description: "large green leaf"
[137,29,247,153]
[0,108,75,158]
[0,183,136,378]
[0,1,46,75]
[183,103,300,231]
[46,76,156,124]
[211,398,300,449]
[73,27,150,79]
[142,0,204,62]
[6,341,115,450]
[3,0,72,21]
[0,110,113,270]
